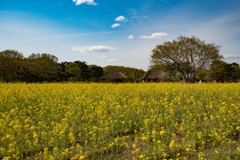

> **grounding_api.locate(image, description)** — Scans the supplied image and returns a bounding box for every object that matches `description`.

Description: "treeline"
[0,50,145,83]
[150,60,240,83]
[1,49,240,83]
[197,60,240,83]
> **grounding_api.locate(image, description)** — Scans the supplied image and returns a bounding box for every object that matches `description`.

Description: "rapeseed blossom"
[0,83,239,159]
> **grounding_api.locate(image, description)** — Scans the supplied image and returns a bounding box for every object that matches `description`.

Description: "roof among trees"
[142,71,163,79]
[100,71,127,79]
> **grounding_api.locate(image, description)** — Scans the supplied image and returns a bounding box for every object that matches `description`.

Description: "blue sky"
[0,0,240,70]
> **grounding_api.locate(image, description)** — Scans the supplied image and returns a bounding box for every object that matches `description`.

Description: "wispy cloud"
[128,8,148,19]
[2,30,120,44]
[162,0,177,12]
[224,54,240,59]
[115,15,127,22]
[111,23,121,28]
[140,32,169,39]
[108,59,119,62]
[162,0,186,20]
[71,45,117,53]
[72,0,98,6]
[128,35,134,40]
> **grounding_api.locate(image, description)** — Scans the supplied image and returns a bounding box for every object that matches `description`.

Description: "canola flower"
[0,83,239,159]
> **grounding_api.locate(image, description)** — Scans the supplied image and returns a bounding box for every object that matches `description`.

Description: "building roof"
[100,71,127,80]
[141,70,163,79]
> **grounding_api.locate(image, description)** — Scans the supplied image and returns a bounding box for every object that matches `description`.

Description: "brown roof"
[100,71,127,79]
[141,71,163,79]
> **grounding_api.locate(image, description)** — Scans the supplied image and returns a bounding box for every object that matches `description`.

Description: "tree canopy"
[208,60,240,83]
[0,50,23,82]
[150,36,222,82]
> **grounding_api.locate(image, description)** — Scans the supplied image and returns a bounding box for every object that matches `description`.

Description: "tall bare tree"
[150,36,222,82]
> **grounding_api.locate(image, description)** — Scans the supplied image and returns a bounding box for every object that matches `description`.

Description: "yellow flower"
[237,147,240,152]
[169,140,175,149]
[186,147,191,152]
[172,133,176,137]
[139,154,144,159]
[236,126,240,131]
[43,148,49,158]
[160,130,165,136]
[132,144,136,149]
[135,148,140,153]
[198,152,205,159]
[0,148,6,155]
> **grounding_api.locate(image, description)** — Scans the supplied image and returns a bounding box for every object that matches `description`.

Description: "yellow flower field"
[0,83,240,159]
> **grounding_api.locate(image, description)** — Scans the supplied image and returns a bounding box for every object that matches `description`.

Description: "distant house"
[141,70,166,82]
[100,71,127,82]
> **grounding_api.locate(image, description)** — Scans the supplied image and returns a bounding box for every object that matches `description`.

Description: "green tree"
[23,53,58,82]
[89,65,103,82]
[208,60,240,82]
[57,61,69,81]
[150,36,222,82]
[0,50,24,82]
[231,63,240,81]
[74,61,90,81]
[66,62,80,81]
[223,63,240,82]
[209,60,227,82]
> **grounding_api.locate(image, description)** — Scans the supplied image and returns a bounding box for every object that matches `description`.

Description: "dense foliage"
[0,83,239,159]
[0,50,144,82]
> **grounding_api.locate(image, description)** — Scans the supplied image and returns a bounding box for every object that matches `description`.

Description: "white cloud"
[115,16,127,22]
[111,23,121,28]
[72,0,97,6]
[140,32,169,39]
[224,54,240,59]
[71,45,117,53]
[108,59,119,62]
[128,35,134,40]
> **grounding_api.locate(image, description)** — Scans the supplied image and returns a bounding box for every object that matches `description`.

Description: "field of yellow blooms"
[0,83,240,160]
